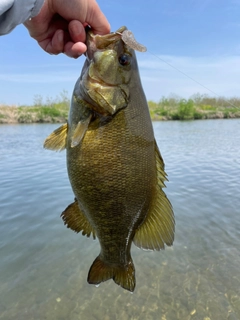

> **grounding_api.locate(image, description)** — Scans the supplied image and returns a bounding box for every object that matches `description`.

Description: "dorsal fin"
[61,199,96,239]
[43,123,67,151]
[133,140,175,251]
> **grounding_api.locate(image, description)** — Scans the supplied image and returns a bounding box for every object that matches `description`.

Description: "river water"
[0,119,239,320]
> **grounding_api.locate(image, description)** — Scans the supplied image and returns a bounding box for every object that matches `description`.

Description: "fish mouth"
[85,26,127,61]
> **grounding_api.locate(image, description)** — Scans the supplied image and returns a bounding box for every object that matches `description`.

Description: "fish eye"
[118,54,131,66]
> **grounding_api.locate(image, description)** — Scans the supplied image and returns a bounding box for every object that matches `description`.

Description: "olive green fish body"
[67,74,156,266]
[44,27,175,292]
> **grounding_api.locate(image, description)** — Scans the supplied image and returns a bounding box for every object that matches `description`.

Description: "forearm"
[0,0,44,35]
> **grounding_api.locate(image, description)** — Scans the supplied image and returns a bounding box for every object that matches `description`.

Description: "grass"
[1,92,240,123]
[148,93,240,120]
[0,91,69,124]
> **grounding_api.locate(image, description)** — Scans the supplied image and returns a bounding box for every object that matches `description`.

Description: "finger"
[51,29,65,53]
[64,41,87,59]
[38,29,65,55]
[68,20,86,43]
[52,0,110,36]
[86,1,110,35]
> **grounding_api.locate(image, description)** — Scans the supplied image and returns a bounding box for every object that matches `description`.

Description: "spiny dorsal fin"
[43,123,67,151]
[61,199,96,239]
[71,114,92,148]
[133,140,175,251]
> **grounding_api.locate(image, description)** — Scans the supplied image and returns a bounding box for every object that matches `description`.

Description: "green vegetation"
[0,90,70,124]
[148,93,240,120]
[1,92,240,123]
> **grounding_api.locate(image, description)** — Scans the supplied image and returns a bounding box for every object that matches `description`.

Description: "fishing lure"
[121,30,147,52]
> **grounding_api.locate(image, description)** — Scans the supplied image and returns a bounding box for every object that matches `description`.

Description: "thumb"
[85,0,110,35]
[51,0,110,35]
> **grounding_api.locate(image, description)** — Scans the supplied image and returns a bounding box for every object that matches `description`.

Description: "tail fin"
[87,255,135,292]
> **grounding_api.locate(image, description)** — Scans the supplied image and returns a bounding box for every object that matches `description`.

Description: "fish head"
[80,26,136,116]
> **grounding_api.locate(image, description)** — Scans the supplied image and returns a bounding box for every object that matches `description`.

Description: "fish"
[43,26,175,292]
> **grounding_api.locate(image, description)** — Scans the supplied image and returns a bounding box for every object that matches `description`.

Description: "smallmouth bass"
[44,26,174,292]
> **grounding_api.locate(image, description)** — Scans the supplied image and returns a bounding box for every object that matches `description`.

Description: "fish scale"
[68,108,155,254]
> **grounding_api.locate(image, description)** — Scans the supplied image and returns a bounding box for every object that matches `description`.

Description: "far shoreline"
[0,114,239,124]
[1,94,240,124]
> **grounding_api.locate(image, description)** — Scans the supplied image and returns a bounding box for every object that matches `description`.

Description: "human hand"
[24,0,110,58]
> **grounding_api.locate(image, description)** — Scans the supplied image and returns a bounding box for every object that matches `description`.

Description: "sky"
[1,0,240,105]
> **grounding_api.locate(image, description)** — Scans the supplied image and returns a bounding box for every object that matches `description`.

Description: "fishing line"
[120,28,239,110]
[148,51,240,110]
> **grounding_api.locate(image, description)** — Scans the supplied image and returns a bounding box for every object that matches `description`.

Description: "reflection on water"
[0,120,239,320]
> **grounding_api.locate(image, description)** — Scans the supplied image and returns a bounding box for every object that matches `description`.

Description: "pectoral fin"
[133,140,175,251]
[61,199,96,239]
[71,114,92,148]
[43,123,67,151]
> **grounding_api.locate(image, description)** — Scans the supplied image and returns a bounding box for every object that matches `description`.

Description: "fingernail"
[58,32,64,43]
[71,24,81,36]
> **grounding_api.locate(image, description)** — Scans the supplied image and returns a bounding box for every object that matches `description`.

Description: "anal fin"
[61,199,96,239]
[43,123,67,151]
[133,140,175,251]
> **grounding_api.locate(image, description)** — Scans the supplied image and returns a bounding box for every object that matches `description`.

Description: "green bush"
[177,99,195,120]
[38,106,62,117]
[193,111,203,119]
[223,111,230,118]
[155,107,169,117]
[171,113,180,120]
